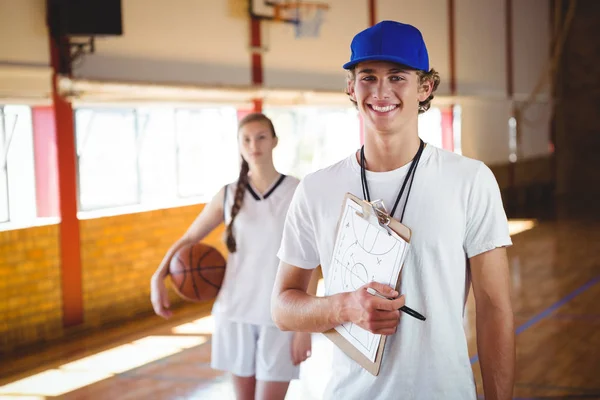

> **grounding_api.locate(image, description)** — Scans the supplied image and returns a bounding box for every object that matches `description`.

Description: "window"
[452,105,463,155]
[265,105,459,180]
[418,105,462,155]
[508,116,517,162]
[0,105,36,224]
[73,103,461,213]
[138,108,177,204]
[175,108,239,198]
[265,106,360,177]
[76,108,138,210]
[418,106,443,148]
[75,106,239,212]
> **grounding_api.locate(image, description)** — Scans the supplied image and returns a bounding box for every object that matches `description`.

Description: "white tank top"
[212,174,300,325]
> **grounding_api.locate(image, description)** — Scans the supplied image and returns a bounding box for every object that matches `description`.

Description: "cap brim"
[343,55,425,71]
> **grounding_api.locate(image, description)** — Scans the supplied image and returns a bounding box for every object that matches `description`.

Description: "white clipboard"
[322,192,411,376]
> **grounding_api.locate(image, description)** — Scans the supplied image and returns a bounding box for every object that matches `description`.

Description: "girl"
[151,113,314,400]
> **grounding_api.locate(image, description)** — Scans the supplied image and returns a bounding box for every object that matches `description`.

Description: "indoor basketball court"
[0,0,599,399]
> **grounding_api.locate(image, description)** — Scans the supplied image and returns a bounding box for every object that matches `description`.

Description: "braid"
[224,112,276,253]
[225,159,249,253]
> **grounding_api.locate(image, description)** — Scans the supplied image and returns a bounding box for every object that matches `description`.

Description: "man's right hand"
[344,282,405,335]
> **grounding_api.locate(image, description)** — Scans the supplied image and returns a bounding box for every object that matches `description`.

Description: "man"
[272,20,515,400]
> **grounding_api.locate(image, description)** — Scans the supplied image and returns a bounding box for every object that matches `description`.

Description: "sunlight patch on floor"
[508,219,536,236]
[0,335,207,397]
[171,315,215,335]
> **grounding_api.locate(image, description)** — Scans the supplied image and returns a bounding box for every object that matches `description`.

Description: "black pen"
[366,287,426,321]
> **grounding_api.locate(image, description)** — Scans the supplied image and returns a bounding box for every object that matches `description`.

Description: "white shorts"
[211,315,300,382]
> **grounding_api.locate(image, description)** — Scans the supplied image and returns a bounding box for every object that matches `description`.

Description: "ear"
[273,136,279,149]
[347,79,357,102]
[418,77,434,102]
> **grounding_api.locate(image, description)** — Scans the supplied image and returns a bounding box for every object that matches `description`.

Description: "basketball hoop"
[273,1,329,38]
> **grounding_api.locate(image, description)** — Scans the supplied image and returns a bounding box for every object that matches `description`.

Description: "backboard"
[250,0,283,20]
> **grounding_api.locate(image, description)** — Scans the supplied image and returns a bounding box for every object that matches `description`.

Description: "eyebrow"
[357,68,409,74]
[243,130,269,137]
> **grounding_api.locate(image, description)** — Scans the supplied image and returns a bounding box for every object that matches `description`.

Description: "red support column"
[48,33,84,327]
[250,18,263,87]
[250,17,264,113]
[368,0,376,27]
[448,0,457,96]
[505,0,514,99]
[446,0,458,154]
[31,106,60,217]
[252,99,263,113]
[237,101,262,120]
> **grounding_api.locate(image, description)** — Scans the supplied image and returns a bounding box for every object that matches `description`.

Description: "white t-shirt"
[213,174,300,326]
[278,145,512,399]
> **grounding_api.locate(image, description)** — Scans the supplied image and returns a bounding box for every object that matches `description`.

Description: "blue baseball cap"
[343,20,429,71]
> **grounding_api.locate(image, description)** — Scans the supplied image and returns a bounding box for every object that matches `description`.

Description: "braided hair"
[225,113,277,253]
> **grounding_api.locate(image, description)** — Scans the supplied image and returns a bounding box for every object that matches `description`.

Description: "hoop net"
[274,2,329,38]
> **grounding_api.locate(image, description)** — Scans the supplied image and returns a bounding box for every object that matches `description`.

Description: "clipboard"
[322,192,411,376]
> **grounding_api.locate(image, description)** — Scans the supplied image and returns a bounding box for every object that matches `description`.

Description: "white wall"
[263,0,368,91]
[76,0,251,86]
[1,0,551,96]
[0,65,53,103]
[455,0,507,97]
[460,98,512,165]
[377,0,451,95]
[0,0,49,65]
[0,0,553,165]
[512,0,551,99]
[0,0,52,102]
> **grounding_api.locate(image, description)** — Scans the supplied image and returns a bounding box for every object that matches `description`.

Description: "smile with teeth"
[370,104,398,113]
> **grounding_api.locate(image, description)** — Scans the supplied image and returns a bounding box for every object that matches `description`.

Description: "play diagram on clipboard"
[324,193,411,373]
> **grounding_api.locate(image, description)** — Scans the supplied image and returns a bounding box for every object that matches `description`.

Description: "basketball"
[169,242,226,302]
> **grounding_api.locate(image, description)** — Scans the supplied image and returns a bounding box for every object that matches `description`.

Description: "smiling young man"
[271,21,515,399]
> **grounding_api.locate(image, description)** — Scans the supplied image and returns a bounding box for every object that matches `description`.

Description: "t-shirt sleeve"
[277,178,320,270]
[464,163,513,258]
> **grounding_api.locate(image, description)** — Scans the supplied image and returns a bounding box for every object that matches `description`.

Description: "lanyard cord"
[360,139,425,222]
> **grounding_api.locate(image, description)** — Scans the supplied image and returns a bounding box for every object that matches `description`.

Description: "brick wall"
[0,224,63,353]
[0,203,226,353]
[80,204,226,328]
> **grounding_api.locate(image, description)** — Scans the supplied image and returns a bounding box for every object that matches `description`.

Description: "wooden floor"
[1,217,599,399]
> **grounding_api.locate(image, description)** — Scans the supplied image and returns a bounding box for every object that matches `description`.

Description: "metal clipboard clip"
[356,199,395,236]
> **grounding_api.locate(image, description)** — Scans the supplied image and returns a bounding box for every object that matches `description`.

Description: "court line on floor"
[470,275,600,365]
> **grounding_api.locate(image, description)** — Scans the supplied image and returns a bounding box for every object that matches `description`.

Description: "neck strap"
[360,139,425,222]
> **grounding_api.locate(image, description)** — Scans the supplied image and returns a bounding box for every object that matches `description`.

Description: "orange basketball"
[169,242,226,302]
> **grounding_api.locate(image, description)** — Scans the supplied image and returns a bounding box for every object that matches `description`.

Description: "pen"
[366,287,426,321]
